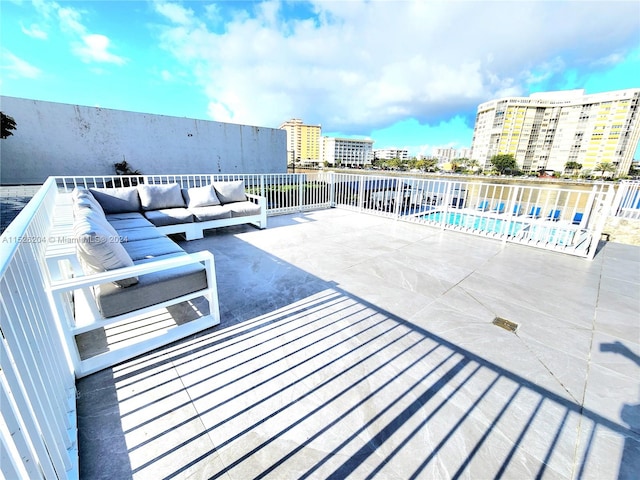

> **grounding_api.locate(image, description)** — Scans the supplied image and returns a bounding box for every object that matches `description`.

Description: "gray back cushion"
[90,187,141,214]
[213,180,247,204]
[138,183,186,211]
[73,210,138,288]
[74,207,119,238]
[72,188,105,216]
[182,185,221,208]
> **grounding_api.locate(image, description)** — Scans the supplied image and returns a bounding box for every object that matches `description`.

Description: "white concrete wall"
[0,96,286,184]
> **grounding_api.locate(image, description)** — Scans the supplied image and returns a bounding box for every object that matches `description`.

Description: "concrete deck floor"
[76,208,640,479]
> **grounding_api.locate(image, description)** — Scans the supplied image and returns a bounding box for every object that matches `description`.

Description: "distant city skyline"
[2,1,639,158]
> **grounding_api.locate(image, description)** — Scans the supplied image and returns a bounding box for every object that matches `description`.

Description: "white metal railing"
[329,173,614,259]
[54,173,333,215]
[1,178,78,479]
[611,179,640,220]
[54,173,615,259]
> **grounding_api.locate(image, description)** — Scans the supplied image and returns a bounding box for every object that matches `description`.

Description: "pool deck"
[72,208,639,479]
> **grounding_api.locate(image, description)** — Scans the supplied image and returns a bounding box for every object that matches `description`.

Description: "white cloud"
[161,69,173,81]
[152,0,639,132]
[154,1,195,26]
[591,52,626,67]
[0,49,42,79]
[29,0,126,66]
[57,5,86,35]
[21,22,48,39]
[72,34,126,65]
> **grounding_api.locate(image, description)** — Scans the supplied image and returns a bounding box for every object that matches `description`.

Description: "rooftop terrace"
[75,208,639,479]
[2,175,639,479]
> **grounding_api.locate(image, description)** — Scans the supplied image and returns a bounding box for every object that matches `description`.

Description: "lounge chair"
[477,200,490,211]
[492,202,505,214]
[547,209,562,221]
[527,206,541,218]
[572,212,583,225]
[512,204,523,215]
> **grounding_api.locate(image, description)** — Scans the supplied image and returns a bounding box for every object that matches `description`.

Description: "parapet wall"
[0,96,286,184]
[602,217,640,246]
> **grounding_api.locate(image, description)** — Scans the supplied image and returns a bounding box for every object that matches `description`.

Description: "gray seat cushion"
[227,201,261,218]
[144,208,195,227]
[95,252,207,318]
[121,236,184,261]
[189,205,232,222]
[115,226,166,242]
[106,216,155,230]
[105,212,147,221]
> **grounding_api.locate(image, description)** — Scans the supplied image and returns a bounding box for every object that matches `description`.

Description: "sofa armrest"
[49,250,215,294]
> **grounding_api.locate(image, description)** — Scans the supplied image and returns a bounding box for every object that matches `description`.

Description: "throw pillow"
[72,188,105,216]
[90,187,141,214]
[74,207,120,238]
[183,185,221,208]
[73,213,138,288]
[213,180,247,204]
[137,183,186,211]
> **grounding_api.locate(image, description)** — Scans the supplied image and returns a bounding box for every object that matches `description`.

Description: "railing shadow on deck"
[76,230,639,480]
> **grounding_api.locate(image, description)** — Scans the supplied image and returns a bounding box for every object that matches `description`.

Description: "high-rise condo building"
[279,118,322,166]
[470,88,640,176]
[321,137,374,168]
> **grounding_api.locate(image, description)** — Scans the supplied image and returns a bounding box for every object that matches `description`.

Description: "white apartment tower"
[321,137,374,167]
[433,147,471,162]
[470,89,640,176]
[374,148,409,161]
[279,118,322,166]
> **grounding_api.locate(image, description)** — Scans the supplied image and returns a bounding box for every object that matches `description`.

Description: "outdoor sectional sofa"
[89,179,267,241]
[70,180,265,318]
[47,180,266,376]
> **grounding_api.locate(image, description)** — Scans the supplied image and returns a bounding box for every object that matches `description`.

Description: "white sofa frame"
[156,192,267,240]
[44,182,227,378]
[49,250,220,378]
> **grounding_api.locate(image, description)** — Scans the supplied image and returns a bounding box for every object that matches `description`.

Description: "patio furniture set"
[47,180,267,376]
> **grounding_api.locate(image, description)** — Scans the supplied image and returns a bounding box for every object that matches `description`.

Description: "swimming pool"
[420,211,525,236]
[419,210,582,248]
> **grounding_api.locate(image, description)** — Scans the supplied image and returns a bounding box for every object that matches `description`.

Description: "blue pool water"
[421,211,525,236]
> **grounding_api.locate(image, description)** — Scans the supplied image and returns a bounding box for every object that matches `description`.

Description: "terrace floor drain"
[493,316,519,332]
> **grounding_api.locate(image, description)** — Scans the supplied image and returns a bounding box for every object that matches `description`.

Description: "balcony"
[2,174,639,479]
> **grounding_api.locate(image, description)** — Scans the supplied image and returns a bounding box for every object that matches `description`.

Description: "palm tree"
[465,158,480,174]
[594,161,616,179]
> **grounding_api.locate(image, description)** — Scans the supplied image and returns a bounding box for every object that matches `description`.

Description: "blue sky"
[2,0,639,157]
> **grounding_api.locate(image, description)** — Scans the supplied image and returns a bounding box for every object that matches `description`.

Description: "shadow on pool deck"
[75,209,640,479]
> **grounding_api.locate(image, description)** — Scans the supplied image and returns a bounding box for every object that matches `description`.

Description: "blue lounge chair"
[512,204,523,215]
[572,212,583,225]
[477,200,490,211]
[527,206,541,218]
[547,209,561,221]
[492,202,505,214]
